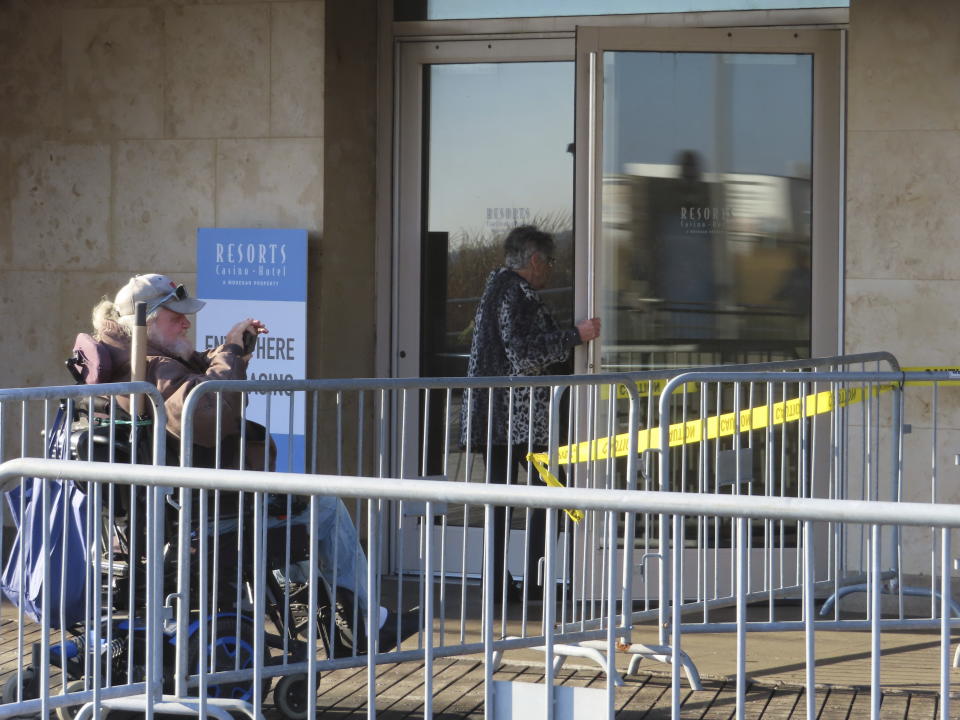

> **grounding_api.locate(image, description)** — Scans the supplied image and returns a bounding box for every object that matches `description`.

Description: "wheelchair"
[0,334,356,720]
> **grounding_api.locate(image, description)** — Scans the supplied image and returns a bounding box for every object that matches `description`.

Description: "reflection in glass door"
[420,61,575,379]
[571,29,840,587]
[598,51,813,372]
[420,59,575,492]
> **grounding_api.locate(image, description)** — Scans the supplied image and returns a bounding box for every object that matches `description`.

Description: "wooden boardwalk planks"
[0,625,950,719]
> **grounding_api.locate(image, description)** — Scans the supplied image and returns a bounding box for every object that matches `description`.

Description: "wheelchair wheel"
[53,680,85,720]
[274,673,319,720]
[1,667,39,718]
[186,616,270,703]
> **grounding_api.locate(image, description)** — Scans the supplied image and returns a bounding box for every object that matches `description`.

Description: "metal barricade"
[169,352,901,692]
[652,369,960,717]
[0,383,167,720]
[176,374,645,675]
[6,352,946,720]
[0,458,956,720]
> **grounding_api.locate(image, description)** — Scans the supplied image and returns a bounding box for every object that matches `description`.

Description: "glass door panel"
[421,61,574,572]
[395,40,575,577]
[599,50,812,371]
[575,27,840,374]
[421,61,575,379]
[572,29,840,584]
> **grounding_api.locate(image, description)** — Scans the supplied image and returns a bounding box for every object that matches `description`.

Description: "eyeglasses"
[146,284,186,315]
[544,255,556,268]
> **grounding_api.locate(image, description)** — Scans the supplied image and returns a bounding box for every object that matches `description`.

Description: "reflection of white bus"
[622,162,811,238]
[599,165,811,369]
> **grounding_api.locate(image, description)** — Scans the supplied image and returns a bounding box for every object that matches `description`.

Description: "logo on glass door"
[679,205,734,234]
[485,206,532,232]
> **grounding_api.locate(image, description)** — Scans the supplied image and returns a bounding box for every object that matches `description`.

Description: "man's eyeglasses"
[544,255,556,268]
[147,284,187,315]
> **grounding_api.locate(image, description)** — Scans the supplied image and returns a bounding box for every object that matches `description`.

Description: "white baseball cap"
[115,274,206,318]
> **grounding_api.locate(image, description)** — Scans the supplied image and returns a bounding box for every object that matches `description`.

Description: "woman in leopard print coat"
[461,264,579,448]
[459,225,600,601]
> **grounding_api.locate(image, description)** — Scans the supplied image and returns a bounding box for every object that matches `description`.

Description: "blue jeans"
[266,496,370,612]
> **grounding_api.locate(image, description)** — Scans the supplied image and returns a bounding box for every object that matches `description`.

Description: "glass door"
[395,38,575,577]
[396,38,577,379]
[572,27,842,596]
[419,61,576,379]
[391,29,841,581]
[575,28,842,372]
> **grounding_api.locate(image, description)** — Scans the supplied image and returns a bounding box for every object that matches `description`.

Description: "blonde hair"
[91,296,159,339]
[92,298,126,339]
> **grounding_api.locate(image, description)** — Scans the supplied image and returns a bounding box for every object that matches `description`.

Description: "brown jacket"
[98,320,248,449]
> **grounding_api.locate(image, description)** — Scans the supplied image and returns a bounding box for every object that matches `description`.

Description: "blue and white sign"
[196,228,308,472]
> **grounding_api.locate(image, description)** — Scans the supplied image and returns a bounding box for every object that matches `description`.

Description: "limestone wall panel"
[0,140,10,268]
[849,0,960,133]
[114,140,216,271]
[846,130,960,280]
[62,7,164,140]
[11,141,111,271]
[319,0,375,378]
[164,5,270,138]
[216,138,323,230]
[271,2,325,138]
[901,383,960,445]
[846,0,960,476]
[845,278,960,368]
[0,1,62,139]
[0,271,66,388]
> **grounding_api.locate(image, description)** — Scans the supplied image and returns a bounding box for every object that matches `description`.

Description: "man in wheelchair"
[86,273,415,656]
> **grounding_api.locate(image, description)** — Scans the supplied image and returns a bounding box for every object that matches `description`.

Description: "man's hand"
[225,318,269,359]
[575,317,601,343]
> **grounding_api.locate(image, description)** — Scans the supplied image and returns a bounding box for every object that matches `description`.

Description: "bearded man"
[90,273,415,656]
[93,273,270,464]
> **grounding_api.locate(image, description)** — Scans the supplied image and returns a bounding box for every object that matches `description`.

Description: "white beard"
[147,324,195,362]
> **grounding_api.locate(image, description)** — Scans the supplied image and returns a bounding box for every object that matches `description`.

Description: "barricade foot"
[613,641,703,690]
[496,637,627,686]
[818,575,957,618]
[550,643,625,686]
[70,694,264,720]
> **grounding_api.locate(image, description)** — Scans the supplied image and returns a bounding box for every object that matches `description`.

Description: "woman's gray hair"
[91,297,158,339]
[503,225,554,271]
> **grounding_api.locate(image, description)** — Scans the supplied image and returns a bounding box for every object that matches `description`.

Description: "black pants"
[483,443,565,597]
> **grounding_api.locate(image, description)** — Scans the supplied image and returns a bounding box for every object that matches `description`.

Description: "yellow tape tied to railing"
[527,381,901,523]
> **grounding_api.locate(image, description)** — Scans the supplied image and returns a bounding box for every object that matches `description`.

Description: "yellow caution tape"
[529,382,900,523]
[530,368,960,522]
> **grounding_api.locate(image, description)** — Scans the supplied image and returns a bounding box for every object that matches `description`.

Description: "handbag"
[1,407,89,629]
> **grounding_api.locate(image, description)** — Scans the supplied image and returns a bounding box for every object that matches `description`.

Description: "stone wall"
[846,0,960,566]
[846,0,960,363]
[0,0,379,394]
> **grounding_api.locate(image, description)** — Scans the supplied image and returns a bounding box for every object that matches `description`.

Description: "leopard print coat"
[461,267,581,447]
